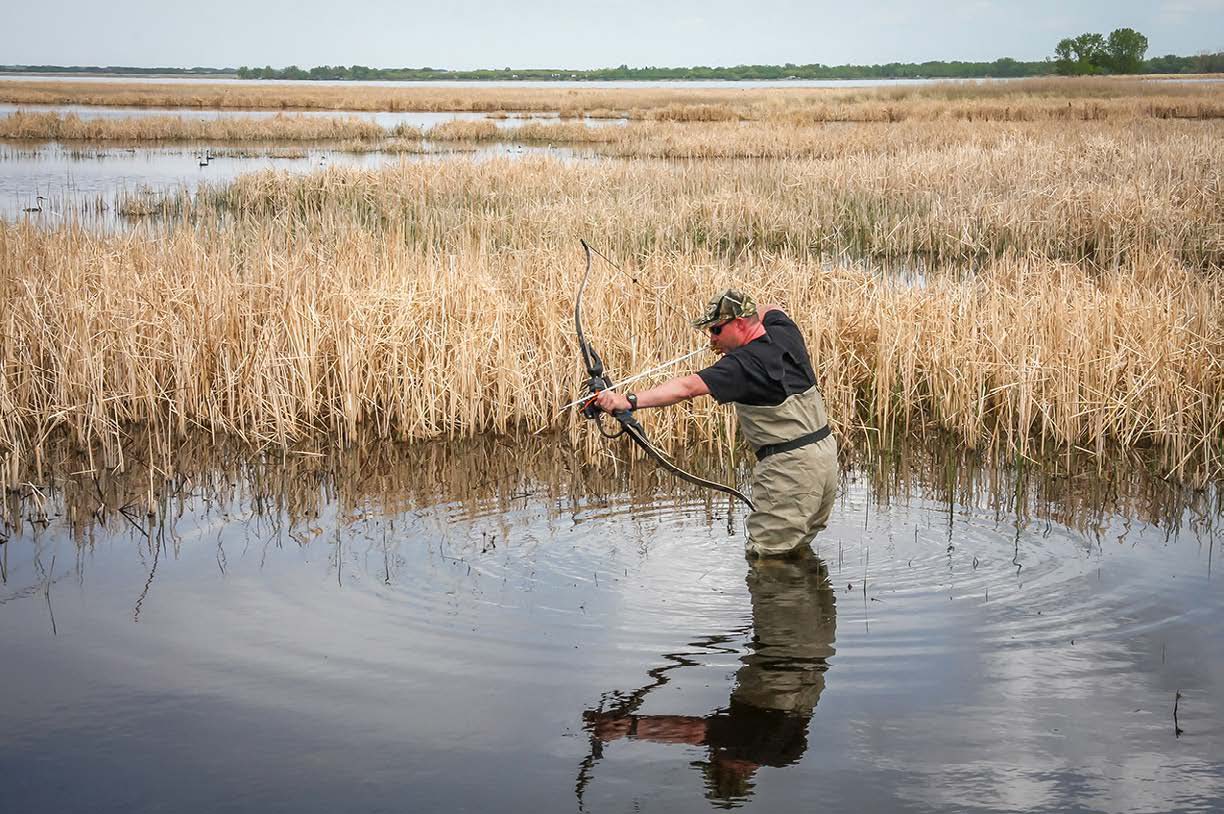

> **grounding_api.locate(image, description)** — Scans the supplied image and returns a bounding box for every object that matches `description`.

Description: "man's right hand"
[594,390,631,414]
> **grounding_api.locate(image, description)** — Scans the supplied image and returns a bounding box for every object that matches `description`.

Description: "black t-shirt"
[697,311,816,406]
[703,699,810,768]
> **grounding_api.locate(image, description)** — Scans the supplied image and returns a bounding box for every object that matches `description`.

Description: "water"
[1,438,1220,813]
[0,74,1015,89]
[0,99,625,223]
[0,102,629,129]
[0,140,594,226]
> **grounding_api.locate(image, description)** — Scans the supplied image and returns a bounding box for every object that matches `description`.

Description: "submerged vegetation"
[1,79,1222,489]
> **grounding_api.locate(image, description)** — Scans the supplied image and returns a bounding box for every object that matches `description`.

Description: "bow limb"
[611,411,756,511]
[575,239,604,383]
[574,239,755,512]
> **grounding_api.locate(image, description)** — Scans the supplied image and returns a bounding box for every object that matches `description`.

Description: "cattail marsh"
[2,75,1222,814]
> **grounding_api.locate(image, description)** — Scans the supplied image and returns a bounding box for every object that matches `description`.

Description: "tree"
[1194,51,1224,73]
[1055,38,1078,74]
[1055,34,1106,74]
[1072,33,1107,72]
[1106,28,1149,73]
[1055,28,1154,75]
[1145,53,1194,74]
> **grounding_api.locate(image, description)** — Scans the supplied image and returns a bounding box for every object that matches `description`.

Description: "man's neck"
[743,322,767,343]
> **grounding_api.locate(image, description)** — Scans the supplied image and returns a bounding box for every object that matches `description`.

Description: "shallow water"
[0,75,1016,89]
[0,102,630,130]
[1,438,1220,813]
[0,140,593,226]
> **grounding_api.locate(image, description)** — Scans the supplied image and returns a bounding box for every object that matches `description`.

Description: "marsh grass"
[195,129,1224,266]
[3,80,1223,487]
[1,157,1221,488]
[14,116,1215,267]
[0,111,395,142]
[3,77,1223,121]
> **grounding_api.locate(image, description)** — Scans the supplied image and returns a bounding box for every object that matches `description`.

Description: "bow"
[574,629,749,809]
[573,239,755,511]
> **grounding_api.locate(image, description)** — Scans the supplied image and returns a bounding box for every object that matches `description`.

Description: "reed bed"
[0,111,398,142]
[7,107,1222,194]
[1,157,1221,488]
[180,127,1223,267]
[3,77,1223,121]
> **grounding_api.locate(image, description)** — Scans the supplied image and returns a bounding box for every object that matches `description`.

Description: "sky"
[4,0,1223,70]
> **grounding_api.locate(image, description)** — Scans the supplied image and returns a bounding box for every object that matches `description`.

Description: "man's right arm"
[593,373,709,414]
[635,374,709,408]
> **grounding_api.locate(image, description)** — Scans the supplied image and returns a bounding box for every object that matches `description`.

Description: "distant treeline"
[2,52,1220,83]
[234,60,1052,81]
[0,65,235,76]
[235,53,1221,81]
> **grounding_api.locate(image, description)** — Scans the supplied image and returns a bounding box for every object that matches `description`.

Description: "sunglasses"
[708,320,732,336]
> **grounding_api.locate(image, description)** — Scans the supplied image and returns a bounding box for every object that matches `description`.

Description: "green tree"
[1106,28,1149,73]
[1073,32,1108,72]
[1055,38,1077,74]
[1055,32,1108,74]
[1194,51,1224,73]
[1145,53,1194,74]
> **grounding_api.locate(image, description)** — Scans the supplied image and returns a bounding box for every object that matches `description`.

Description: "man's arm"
[587,712,709,745]
[593,373,709,413]
[758,303,784,320]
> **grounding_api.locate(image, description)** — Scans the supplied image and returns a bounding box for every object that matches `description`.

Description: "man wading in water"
[594,290,837,558]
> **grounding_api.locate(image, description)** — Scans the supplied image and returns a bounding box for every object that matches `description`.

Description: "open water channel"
[0,103,611,225]
[1,437,1220,813]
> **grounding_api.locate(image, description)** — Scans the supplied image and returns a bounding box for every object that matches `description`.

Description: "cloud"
[1159,0,1224,25]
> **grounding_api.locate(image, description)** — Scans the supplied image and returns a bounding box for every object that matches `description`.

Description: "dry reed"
[0,111,396,142]
[1,157,1221,488]
[184,128,1224,267]
[3,77,1223,121]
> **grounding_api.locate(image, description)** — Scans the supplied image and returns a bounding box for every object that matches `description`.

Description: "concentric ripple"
[1,454,1220,814]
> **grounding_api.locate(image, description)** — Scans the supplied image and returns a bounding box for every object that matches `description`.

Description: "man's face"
[706,318,744,355]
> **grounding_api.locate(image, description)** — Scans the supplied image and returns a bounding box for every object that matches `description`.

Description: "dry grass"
[3,80,1223,486]
[3,77,1223,121]
[11,115,1215,268]
[0,110,398,141]
[1,157,1221,488]
[190,127,1224,267]
[423,119,502,141]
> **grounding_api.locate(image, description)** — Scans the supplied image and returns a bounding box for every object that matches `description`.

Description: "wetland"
[2,437,1220,812]
[1,76,1222,813]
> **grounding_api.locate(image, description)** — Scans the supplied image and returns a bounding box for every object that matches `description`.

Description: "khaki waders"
[736,386,838,557]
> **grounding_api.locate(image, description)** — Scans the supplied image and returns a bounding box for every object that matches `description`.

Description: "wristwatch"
[626,393,639,411]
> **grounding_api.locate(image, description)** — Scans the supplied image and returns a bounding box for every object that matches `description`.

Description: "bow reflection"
[579,552,837,807]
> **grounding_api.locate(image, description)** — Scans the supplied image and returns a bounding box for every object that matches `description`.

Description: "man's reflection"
[579,552,837,806]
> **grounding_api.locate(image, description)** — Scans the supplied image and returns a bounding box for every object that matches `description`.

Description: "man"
[594,290,837,558]
[582,553,837,803]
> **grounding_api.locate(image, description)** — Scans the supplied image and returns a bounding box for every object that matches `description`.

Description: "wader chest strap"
[754,425,831,462]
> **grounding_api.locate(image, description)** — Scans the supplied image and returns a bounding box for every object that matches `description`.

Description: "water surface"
[0,75,1015,89]
[1,438,1220,813]
[0,140,592,225]
[0,102,629,129]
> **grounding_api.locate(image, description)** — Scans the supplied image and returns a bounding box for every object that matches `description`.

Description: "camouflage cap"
[692,289,757,329]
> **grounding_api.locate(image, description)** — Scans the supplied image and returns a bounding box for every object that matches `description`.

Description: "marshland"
[2,75,1222,813]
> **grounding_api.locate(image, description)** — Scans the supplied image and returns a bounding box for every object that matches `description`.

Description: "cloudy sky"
[6,0,1223,69]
